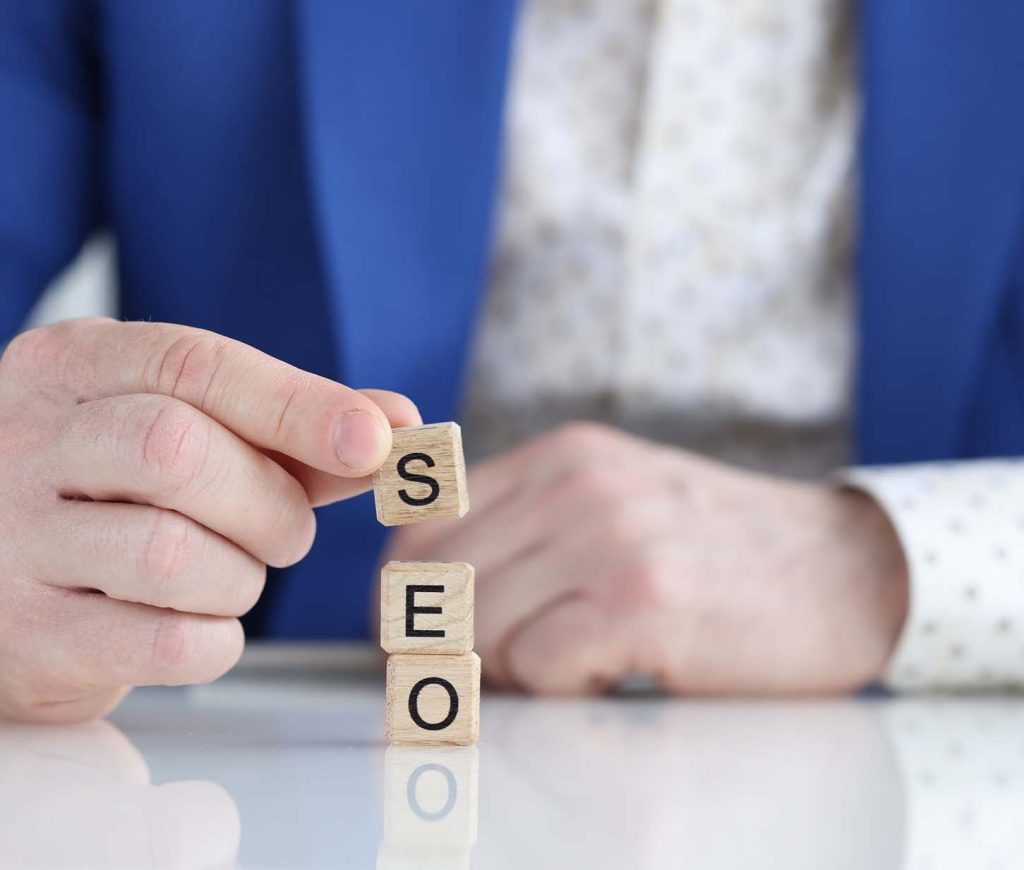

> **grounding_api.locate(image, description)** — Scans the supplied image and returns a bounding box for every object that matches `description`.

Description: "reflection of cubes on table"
[376,847,472,870]
[385,653,481,746]
[380,561,474,655]
[373,423,469,526]
[381,746,479,855]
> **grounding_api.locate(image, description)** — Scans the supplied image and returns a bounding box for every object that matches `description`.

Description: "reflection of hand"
[479,699,904,870]
[0,317,419,722]
[0,719,239,867]
[386,423,908,694]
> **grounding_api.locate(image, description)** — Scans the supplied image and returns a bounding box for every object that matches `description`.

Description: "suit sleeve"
[843,460,1024,690]
[0,0,102,340]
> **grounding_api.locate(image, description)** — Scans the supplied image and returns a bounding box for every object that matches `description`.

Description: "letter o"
[408,677,459,731]
[406,763,458,821]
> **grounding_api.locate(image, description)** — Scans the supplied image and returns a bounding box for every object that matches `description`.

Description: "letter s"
[397,452,441,506]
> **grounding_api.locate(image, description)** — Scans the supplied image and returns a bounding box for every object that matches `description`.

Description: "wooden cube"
[380,562,474,655]
[386,653,480,746]
[373,423,469,526]
[381,746,478,852]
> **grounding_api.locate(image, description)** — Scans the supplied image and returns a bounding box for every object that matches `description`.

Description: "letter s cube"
[373,423,470,526]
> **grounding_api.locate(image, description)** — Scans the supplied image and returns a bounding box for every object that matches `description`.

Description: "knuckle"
[599,503,646,548]
[152,331,230,408]
[547,421,622,456]
[139,511,198,594]
[150,612,201,673]
[1,324,67,375]
[1,317,113,391]
[138,401,209,492]
[555,464,623,507]
[149,613,244,684]
[612,552,677,612]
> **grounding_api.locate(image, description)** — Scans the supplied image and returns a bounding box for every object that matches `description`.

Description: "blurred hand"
[384,423,909,695]
[0,317,420,723]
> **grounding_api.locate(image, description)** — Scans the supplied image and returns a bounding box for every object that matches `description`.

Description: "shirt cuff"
[840,460,1024,691]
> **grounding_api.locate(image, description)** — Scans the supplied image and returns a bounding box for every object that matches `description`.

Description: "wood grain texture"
[380,561,474,655]
[386,653,481,746]
[373,423,469,526]
[381,746,478,853]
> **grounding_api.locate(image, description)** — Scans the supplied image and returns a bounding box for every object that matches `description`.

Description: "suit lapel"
[857,0,1024,462]
[295,0,517,423]
[295,1,1024,463]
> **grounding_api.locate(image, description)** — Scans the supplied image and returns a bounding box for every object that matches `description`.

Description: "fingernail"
[333,411,389,471]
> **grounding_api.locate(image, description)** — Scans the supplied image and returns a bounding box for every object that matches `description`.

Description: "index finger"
[34,318,400,477]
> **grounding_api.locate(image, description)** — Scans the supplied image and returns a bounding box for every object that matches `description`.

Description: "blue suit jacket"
[1,1,1023,638]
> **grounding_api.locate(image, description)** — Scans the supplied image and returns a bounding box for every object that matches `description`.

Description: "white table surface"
[1,642,1022,869]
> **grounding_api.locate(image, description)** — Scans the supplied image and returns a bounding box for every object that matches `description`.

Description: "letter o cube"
[386,653,481,746]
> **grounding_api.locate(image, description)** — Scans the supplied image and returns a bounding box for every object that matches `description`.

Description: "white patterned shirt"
[461,0,1024,691]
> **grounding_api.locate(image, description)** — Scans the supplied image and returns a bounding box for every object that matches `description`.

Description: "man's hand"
[0,317,420,723]
[384,423,909,695]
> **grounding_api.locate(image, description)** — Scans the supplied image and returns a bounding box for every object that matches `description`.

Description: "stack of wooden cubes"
[373,422,480,746]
